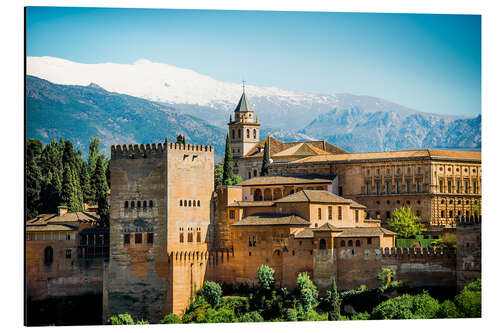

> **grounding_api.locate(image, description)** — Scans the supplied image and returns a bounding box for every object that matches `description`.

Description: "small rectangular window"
[355,210,359,223]
[65,249,71,259]
[229,210,235,219]
[135,233,142,244]
[338,206,342,220]
[124,234,130,245]
[196,231,201,243]
[147,233,154,244]
[318,208,322,220]
[367,238,372,245]
[328,206,332,220]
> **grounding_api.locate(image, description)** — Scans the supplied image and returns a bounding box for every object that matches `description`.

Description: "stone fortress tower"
[103,141,215,322]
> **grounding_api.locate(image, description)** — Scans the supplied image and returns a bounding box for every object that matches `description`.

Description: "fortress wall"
[314,247,456,293]
[26,240,104,301]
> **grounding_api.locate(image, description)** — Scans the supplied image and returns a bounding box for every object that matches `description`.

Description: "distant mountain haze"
[26,56,481,155]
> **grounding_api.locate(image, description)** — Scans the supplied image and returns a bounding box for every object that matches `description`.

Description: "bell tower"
[228,82,260,158]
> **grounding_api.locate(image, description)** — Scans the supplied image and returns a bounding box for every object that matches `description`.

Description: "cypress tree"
[261,138,270,176]
[79,160,92,204]
[222,134,234,185]
[93,155,110,226]
[87,137,100,177]
[326,279,341,321]
[61,165,79,211]
[26,139,43,219]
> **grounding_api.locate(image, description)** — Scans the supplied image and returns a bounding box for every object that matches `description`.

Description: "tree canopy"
[386,206,425,238]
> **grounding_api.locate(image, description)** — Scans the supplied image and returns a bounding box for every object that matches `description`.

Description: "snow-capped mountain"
[26,56,481,153]
[27,56,340,129]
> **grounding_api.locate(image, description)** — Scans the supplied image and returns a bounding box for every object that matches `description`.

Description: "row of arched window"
[179,200,201,207]
[179,227,202,243]
[231,128,257,140]
[124,200,154,209]
[338,239,371,247]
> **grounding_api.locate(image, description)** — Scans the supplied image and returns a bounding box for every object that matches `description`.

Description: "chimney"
[57,205,68,216]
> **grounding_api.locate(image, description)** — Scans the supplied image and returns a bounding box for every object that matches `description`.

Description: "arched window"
[137,201,141,208]
[348,240,353,247]
[143,201,147,209]
[184,200,187,207]
[338,206,342,220]
[253,189,263,201]
[124,201,128,208]
[232,129,235,139]
[253,129,257,139]
[355,240,361,247]
[319,239,327,249]
[340,240,346,247]
[247,129,250,138]
[238,129,241,138]
[44,246,53,265]
[253,170,257,177]
[197,200,200,207]
[179,232,184,243]
[131,201,135,209]
[189,200,192,207]
[150,200,154,207]
[180,200,183,207]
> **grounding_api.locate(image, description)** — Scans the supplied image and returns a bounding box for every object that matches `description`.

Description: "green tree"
[371,291,440,319]
[160,313,182,324]
[60,165,83,212]
[214,162,224,188]
[26,139,43,219]
[325,279,341,321]
[199,281,223,307]
[386,206,425,238]
[78,158,92,205]
[222,134,234,185]
[87,137,101,179]
[92,155,109,226]
[296,272,319,315]
[261,139,270,176]
[437,300,459,318]
[106,313,135,325]
[257,265,275,292]
[455,279,481,318]
[377,267,396,289]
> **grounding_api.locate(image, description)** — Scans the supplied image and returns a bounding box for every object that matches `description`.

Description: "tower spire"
[242,79,246,93]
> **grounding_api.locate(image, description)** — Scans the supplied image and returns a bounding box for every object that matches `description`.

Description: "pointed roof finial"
[242,79,246,93]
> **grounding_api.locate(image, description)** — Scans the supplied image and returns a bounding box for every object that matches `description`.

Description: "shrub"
[199,281,223,307]
[135,319,149,325]
[160,313,182,324]
[239,311,264,322]
[377,267,395,288]
[437,300,459,318]
[197,307,237,323]
[221,296,250,317]
[284,308,298,321]
[106,313,135,325]
[303,310,327,321]
[455,279,481,318]
[351,312,370,320]
[371,291,440,319]
[257,265,275,292]
[324,279,341,321]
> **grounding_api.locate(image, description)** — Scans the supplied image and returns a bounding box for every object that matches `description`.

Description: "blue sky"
[26,7,481,117]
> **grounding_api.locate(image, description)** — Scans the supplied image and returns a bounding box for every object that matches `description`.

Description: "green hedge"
[396,236,434,248]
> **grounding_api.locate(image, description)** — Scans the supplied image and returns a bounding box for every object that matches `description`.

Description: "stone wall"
[313,247,457,293]
[456,221,481,290]
[26,240,104,301]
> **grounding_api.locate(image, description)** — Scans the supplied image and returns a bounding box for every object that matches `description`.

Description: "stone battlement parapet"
[166,249,233,266]
[315,246,456,260]
[111,141,214,159]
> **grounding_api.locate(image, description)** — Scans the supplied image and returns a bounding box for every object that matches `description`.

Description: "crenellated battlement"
[166,248,233,265]
[315,246,456,260]
[110,140,214,159]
